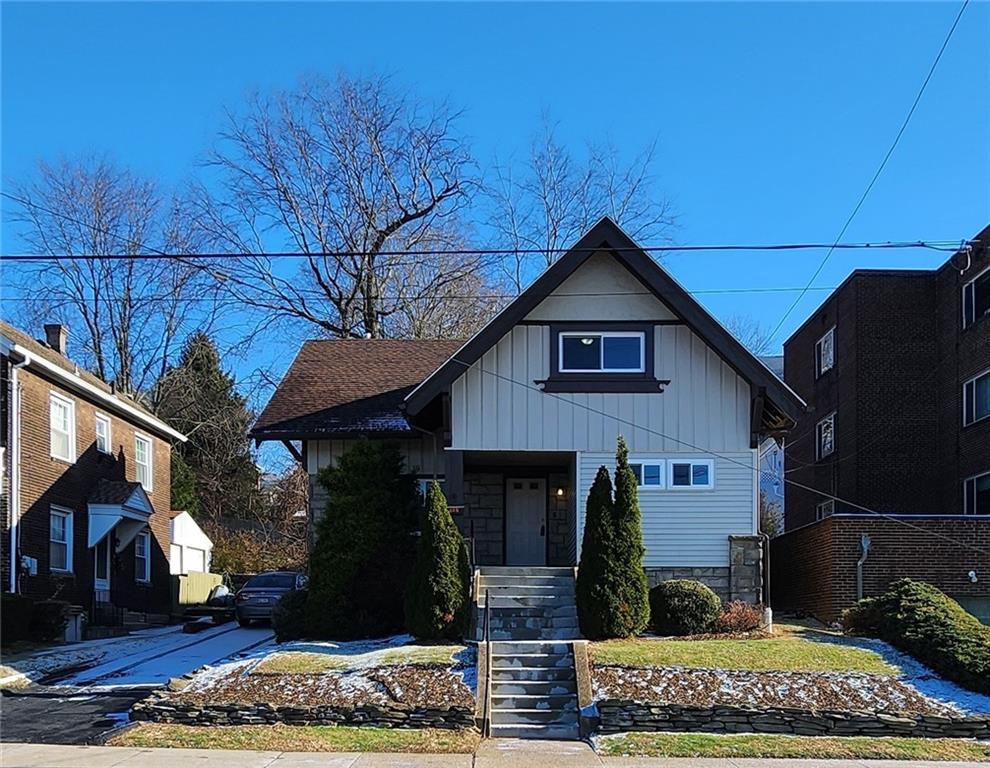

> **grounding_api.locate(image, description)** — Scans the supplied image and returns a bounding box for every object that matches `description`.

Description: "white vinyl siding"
[49,393,75,461]
[578,451,756,568]
[95,414,112,454]
[135,434,153,491]
[135,531,150,582]
[49,506,73,572]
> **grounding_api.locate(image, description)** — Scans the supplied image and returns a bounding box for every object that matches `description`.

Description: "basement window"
[963,369,990,426]
[963,267,990,329]
[964,472,990,515]
[559,332,645,373]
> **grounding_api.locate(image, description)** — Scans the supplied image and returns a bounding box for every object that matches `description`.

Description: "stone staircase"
[476,567,581,740]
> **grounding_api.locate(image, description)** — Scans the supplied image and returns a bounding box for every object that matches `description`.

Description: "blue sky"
[3,2,989,366]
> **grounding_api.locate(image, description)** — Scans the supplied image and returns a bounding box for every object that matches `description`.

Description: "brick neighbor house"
[1,321,186,619]
[771,225,990,623]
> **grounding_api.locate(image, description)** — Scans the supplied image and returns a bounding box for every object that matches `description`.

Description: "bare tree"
[190,73,486,339]
[723,314,775,356]
[486,118,677,292]
[8,158,218,402]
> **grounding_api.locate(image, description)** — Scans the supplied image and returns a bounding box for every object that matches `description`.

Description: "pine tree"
[608,435,651,636]
[575,465,615,639]
[405,481,471,640]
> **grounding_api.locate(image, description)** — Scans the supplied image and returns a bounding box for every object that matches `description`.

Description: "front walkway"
[1,741,982,768]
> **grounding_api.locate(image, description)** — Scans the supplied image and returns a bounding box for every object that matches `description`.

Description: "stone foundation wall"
[597,701,990,739]
[645,567,731,604]
[547,471,573,566]
[131,698,475,730]
[459,473,504,565]
[728,536,763,603]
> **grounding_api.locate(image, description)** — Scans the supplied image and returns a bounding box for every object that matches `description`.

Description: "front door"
[505,478,547,566]
[94,536,111,594]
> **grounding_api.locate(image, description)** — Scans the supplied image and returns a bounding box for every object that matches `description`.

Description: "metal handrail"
[482,587,492,738]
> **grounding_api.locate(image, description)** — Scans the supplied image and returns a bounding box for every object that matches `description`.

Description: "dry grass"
[251,644,466,675]
[109,723,481,753]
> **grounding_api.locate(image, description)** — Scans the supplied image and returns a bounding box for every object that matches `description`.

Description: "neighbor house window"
[629,460,665,489]
[964,472,990,515]
[963,267,990,329]
[815,327,835,377]
[95,414,112,454]
[559,332,645,373]
[49,393,75,462]
[135,531,151,582]
[135,435,153,491]
[186,547,207,574]
[816,499,835,520]
[669,459,714,489]
[963,369,990,426]
[816,413,835,459]
[49,506,73,572]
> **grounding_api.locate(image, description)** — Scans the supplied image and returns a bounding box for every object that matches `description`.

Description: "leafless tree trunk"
[7,158,219,403]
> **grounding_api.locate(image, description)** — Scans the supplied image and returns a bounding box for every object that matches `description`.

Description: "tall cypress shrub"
[406,481,471,640]
[609,435,651,636]
[576,465,615,639]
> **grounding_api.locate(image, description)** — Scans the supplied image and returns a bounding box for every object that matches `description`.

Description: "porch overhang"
[86,481,154,552]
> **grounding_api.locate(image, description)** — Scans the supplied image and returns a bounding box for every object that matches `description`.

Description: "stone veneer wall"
[644,536,764,605]
[458,473,504,565]
[645,567,730,603]
[597,701,990,739]
[547,471,573,566]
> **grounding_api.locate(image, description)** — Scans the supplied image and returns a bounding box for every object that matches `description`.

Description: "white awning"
[87,484,154,550]
[87,510,122,549]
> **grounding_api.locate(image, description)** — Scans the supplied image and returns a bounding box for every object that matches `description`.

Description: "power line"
[766,0,972,346]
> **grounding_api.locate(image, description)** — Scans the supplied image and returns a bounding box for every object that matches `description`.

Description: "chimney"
[44,324,69,355]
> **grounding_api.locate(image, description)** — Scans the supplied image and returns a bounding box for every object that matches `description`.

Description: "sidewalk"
[1,741,985,768]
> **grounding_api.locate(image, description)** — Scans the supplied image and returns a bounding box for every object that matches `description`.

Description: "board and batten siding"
[577,451,758,567]
[450,324,752,453]
[305,438,443,476]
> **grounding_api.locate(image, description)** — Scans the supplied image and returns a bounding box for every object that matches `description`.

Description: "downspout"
[9,352,30,593]
[855,534,871,601]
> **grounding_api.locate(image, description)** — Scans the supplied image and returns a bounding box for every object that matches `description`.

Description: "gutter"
[9,352,30,592]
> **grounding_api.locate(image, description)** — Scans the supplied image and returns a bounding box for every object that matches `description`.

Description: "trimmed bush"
[273,589,308,643]
[30,600,70,641]
[405,481,471,640]
[649,580,721,636]
[306,440,419,639]
[716,601,764,633]
[607,436,650,637]
[842,579,990,694]
[1,593,34,646]
[576,465,615,639]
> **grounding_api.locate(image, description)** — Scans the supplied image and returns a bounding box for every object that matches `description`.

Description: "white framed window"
[49,506,73,572]
[816,499,835,520]
[134,434,153,491]
[629,460,665,489]
[186,546,207,574]
[816,412,835,459]
[963,369,990,427]
[135,531,151,582]
[815,327,835,378]
[964,471,990,515]
[416,477,446,499]
[49,392,75,462]
[669,459,715,489]
[95,414,112,454]
[963,266,990,329]
[559,331,645,373]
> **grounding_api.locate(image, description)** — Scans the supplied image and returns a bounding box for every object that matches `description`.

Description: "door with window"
[94,536,111,594]
[505,478,546,566]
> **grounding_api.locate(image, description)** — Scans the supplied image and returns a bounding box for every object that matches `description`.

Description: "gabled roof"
[405,217,805,429]
[252,338,463,441]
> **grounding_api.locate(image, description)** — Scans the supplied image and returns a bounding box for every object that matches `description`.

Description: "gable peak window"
[963,267,990,329]
[963,369,990,426]
[815,327,835,378]
[559,331,645,373]
[816,412,835,459]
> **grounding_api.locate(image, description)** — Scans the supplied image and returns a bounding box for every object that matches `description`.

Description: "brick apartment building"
[1,321,186,617]
[771,225,990,622]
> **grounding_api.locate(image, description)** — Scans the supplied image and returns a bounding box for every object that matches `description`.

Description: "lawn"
[251,643,467,675]
[110,723,481,753]
[596,732,990,761]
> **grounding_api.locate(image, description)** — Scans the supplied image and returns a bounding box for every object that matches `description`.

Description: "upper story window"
[963,369,990,426]
[559,331,645,373]
[49,393,75,462]
[630,460,665,489]
[95,414,112,454]
[49,506,73,572]
[815,327,835,378]
[669,459,715,489]
[964,471,989,515]
[816,412,835,459]
[963,267,990,329]
[135,530,151,582]
[135,434,153,491]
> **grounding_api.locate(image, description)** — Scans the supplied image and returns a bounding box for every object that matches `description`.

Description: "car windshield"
[244,573,296,589]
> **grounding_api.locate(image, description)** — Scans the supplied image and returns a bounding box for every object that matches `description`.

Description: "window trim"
[49,506,73,573]
[668,459,715,490]
[963,368,990,427]
[964,470,990,516]
[629,459,666,490]
[815,326,835,378]
[49,392,76,462]
[134,433,153,492]
[558,330,647,374]
[95,413,112,454]
[816,499,835,520]
[816,412,836,460]
[962,264,990,330]
[135,530,151,583]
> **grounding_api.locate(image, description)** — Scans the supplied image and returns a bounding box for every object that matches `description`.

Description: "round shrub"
[649,580,721,636]
[273,589,308,643]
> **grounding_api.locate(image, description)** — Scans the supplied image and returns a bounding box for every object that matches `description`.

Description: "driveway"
[1,624,273,745]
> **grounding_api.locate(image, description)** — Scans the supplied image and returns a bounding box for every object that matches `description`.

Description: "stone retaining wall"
[597,700,990,739]
[131,697,476,730]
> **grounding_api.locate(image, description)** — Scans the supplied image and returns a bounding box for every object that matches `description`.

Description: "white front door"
[505,478,546,566]
[94,536,110,593]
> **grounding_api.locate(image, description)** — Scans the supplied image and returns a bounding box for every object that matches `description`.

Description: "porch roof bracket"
[750,386,766,449]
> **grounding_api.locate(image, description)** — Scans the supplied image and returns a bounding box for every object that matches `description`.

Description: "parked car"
[234,571,306,626]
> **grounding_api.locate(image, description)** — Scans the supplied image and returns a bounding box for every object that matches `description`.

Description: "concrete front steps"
[474,567,580,642]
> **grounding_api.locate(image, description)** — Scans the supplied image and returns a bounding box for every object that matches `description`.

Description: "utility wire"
[766,0,972,346]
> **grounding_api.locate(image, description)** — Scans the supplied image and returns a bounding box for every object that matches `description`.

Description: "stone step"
[483,595,574,608]
[491,653,573,669]
[479,575,575,587]
[490,615,579,629]
[483,605,578,619]
[491,679,577,696]
[490,666,576,682]
[491,694,578,711]
[479,567,574,577]
[491,641,572,655]
[490,723,581,740]
[480,584,576,597]
[491,708,579,725]
[490,628,581,641]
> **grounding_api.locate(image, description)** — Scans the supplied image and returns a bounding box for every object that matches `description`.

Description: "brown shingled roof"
[252,338,463,439]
